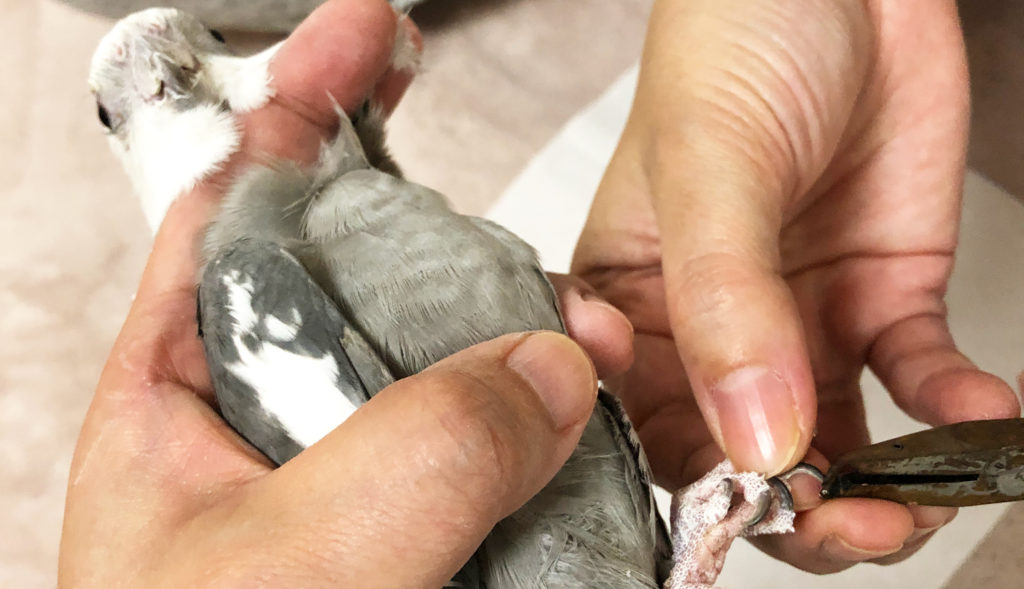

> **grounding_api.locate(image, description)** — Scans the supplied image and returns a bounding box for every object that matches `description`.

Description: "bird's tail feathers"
[310,97,400,192]
[307,97,372,190]
[352,102,402,176]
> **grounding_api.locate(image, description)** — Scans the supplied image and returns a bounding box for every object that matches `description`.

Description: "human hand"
[60,1,634,585]
[573,0,1020,573]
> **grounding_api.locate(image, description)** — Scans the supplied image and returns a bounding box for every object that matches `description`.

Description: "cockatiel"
[89,7,670,587]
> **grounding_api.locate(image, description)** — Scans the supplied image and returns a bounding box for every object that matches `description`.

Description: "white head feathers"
[89,8,280,231]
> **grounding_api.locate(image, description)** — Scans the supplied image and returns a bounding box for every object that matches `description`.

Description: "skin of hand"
[59,1,636,585]
[572,0,1021,574]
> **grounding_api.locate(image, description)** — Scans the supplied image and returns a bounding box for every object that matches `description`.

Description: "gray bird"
[90,8,669,587]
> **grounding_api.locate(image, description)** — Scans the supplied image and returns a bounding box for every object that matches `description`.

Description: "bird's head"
[88,7,279,231]
[89,7,234,141]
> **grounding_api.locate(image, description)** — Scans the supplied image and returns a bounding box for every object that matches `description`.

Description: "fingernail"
[579,289,613,307]
[579,289,633,339]
[711,366,800,475]
[507,332,598,430]
[823,535,901,561]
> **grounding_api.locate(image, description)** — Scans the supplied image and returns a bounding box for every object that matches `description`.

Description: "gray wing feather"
[443,219,668,587]
[339,322,395,397]
[597,390,674,580]
[199,240,392,465]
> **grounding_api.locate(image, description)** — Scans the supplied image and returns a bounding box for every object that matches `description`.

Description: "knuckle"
[672,252,769,321]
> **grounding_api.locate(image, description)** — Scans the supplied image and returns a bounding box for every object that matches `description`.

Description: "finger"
[250,6,419,165]
[267,0,404,129]
[549,273,635,378]
[869,313,1020,425]
[749,479,956,573]
[620,333,715,490]
[750,498,914,574]
[654,169,818,477]
[811,385,870,461]
[233,332,597,586]
[627,0,877,476]
[869,504,957,566]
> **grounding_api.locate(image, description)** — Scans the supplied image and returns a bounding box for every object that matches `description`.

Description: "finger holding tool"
[756,418,1024,523]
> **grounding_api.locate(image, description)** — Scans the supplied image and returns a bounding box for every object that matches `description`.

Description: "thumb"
[232,332,597,587]
[625,0,875,475]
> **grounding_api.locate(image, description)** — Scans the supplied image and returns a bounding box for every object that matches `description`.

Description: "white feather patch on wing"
[116,103,239,230]
[222,272,357,448]
[224,270,258,331]
[264,314,300,340]
[227,341,354,448]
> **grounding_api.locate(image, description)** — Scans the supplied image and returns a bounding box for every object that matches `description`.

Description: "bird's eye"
[209,29,225,43]
[97,103,112,130]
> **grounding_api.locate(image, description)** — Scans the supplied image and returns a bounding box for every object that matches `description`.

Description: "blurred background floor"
[1,0,1021,586]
